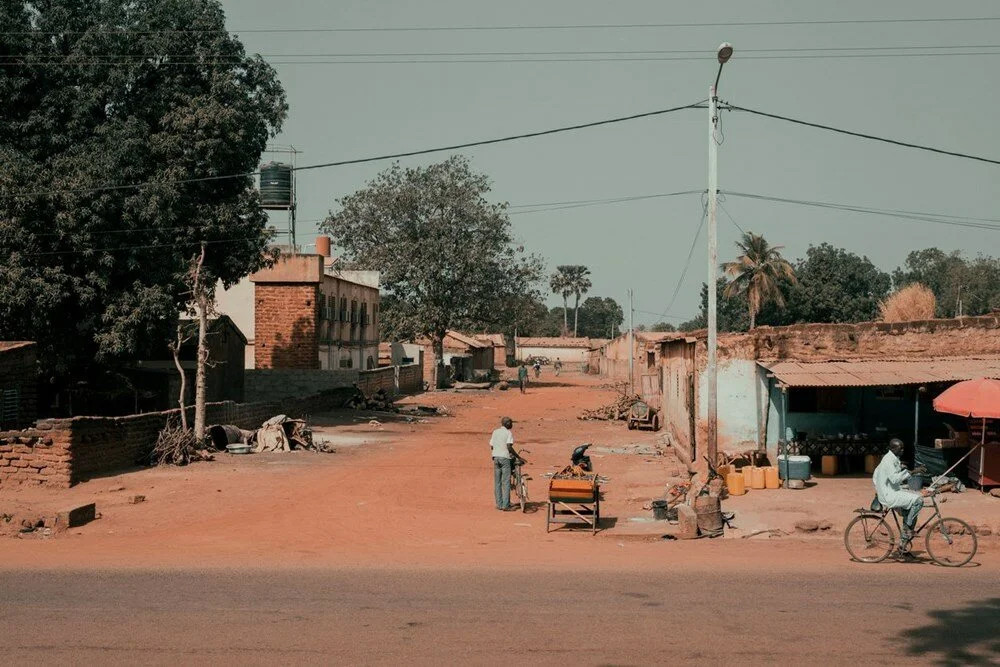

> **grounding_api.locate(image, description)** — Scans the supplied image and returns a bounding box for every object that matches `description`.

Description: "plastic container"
[726,472,746,496]
[764,466,780,489]
[821,455,838,476]
[778,455,812,481]
[908,475,925,491]
[741,466,755,487]
[864,454,878,474]
[651,499,670,520]
[750,467,766,490]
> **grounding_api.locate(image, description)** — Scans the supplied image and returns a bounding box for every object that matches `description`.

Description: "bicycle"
[844,483,978,567]
[510,449,530,513]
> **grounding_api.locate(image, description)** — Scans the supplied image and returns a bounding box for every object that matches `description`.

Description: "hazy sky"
[219,0,1000,324]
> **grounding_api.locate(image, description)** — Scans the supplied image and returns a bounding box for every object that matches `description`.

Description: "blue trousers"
[493,457,512,509]
[902,497,923,534]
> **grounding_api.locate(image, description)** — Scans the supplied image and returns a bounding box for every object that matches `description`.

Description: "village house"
[655,315,1000,479]
[516,336,608,370]
[476,333,510,368]
[412,331,495,386]
[588,332,673,397]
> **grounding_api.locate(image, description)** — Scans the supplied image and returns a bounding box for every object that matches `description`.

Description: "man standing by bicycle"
[490,417,522,511]
[873,438,927,549]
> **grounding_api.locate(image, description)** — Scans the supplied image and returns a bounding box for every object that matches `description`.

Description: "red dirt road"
[0,372,996,573]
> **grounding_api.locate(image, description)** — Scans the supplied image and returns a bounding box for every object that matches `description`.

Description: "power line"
[8,44,1000,59]
[726,103,1000,166]
[0,100,704,199]
[717,200,747,234]
[6,16,999,35]
[7,51,1000,66]
[723,191,1000,232]
[508,190,701,215]
[18,235,271,257]
[659,204,708,320]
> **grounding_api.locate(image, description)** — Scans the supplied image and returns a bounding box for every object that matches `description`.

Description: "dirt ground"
[1,371,998,570]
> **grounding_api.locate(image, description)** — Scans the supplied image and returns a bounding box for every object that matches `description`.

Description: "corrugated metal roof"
[763,358,1000,387]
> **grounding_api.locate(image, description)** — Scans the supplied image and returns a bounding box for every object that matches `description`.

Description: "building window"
[788,387,848,413]
[339,357,353,369]
[0,387,20,429]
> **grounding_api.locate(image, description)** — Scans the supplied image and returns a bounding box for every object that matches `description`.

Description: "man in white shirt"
[873,438,927,548]
[490,417,519,510]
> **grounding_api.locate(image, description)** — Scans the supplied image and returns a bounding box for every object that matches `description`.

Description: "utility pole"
[628,289,635,395]
[706,43,733,467]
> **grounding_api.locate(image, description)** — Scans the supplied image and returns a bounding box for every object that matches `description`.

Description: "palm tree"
[549,269,572,334]
[564,265,592,337]
[722,232,796,329]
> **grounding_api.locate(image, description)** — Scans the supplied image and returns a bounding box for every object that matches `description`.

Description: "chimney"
[315,235,331,258]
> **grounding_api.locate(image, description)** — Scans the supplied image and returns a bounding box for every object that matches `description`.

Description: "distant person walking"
[517,364,528,393]
[490,417,517,510]
[554,358,563,376]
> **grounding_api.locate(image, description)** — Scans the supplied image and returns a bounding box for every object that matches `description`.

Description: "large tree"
[323,156,543,387]
[0,0,286,382]
[722,232,796,329]
[892,248,1000,317]
[784,243,890,324]
[548,269,572,335]
[575,296,623,339]
[559,265,592,336]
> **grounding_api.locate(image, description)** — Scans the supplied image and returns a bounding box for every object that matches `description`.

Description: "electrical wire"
[5,16,999,35]
[717,200,746,234]
[724,191,1000,232]
[725,103,1000,166]
[7,44,1000,59]
[508,190,701,215]
[6,52,1000,66]
[658,203,708,321]
[0,100,705,200]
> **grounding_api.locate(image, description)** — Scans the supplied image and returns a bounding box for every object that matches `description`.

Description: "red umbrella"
[933,378,1000,419]
[932,377,1000,490]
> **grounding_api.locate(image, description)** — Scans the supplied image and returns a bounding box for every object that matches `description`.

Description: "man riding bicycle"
[873,438,928,550]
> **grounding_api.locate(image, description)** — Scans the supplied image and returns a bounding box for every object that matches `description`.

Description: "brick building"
[251,254,380,371]
[0,341,37,429]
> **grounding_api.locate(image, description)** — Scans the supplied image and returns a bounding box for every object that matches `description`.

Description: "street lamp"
[706,42,732,468]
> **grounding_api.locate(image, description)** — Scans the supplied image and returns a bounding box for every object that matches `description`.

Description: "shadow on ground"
[897,597,1000,665]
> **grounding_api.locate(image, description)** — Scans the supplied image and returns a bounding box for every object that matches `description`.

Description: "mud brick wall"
[397,363,423,393]
[357,367,395,396]
[751,314,1000,362]
[245,368,359,402]
[254,283,320,369]
[0,342,38,429]
[0,430,71,488]
[0,389,355,488]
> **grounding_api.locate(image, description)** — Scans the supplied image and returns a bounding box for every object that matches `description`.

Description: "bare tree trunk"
[192,244,208,441]
[573,291,580,337]
[170,324,189,430]
[562,295,568,335]
[432,333,445,389]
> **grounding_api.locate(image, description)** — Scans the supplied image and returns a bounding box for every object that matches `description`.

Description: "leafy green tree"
[650,321,677,332]
[722,232,796,329]
[784,243,891,323]
[680,279,749,332]
[323,156,543,387]
[564,266,592,337]
[892,249,1000,317]
[575,296,623,338]
[0,0,286,381]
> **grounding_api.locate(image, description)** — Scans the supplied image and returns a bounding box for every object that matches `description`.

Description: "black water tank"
[259,161,292,208]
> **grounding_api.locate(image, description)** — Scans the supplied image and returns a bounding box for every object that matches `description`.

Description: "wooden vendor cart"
[546,474,600,534]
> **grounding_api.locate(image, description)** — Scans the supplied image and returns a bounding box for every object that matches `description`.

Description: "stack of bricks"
[0,430,72,488]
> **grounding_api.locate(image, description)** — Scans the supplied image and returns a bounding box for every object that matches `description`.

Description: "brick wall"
[0,342,37,429]
[246,368,359,402]
[254,283,319,369]
[357,362,424,396]
[398,363,423,392]
[0,389,354,488]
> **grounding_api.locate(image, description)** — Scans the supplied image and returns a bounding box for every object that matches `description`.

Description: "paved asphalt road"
[1,567,997,665]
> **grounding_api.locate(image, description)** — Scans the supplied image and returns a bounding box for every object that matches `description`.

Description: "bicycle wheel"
[844,514,895,563]
[518,474,529,512]
[925,517,977,567]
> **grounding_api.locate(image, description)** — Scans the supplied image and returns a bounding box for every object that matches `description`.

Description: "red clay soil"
[0,372,995,572]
